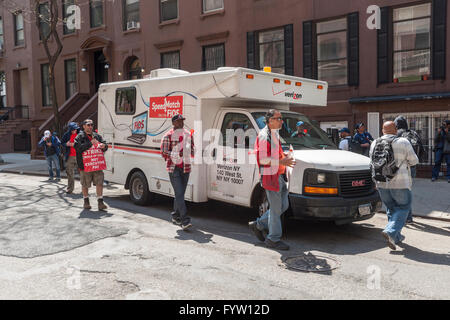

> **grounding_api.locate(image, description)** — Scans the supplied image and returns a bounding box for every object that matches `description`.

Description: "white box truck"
[98,67,381,225]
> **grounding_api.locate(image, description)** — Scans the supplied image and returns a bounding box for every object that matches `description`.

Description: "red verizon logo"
[352,180,366,187]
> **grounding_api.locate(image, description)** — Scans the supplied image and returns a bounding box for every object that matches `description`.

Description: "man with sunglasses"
[74,119,109,211]
[249,109,296,251]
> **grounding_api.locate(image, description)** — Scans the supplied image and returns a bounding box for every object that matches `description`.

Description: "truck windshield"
[252,112,337,150]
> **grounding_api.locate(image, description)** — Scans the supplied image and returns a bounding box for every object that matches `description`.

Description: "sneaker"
[171,217,182,225]
[248,221,265,242]
[265,239,290,251]
[55,178,61,182]
[382,231,396,251]
[48,178,54,181]
[431,178,437,182]
[397,235,406,243]
[448,179,450,184]
[181,222,192,231]
[83,198,92,210]
[98,199,108,211]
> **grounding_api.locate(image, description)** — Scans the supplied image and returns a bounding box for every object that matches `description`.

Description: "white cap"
[44,130,51,138]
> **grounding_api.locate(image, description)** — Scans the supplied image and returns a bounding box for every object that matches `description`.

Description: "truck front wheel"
[129,171,154,206]
[255,189,269,217]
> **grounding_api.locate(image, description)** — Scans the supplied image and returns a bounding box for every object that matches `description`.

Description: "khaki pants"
[66,156,78,192]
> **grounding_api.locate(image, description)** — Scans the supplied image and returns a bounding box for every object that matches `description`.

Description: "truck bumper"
[289,191,381,224]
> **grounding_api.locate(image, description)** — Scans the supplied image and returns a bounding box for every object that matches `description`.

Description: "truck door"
[208,111,258,207]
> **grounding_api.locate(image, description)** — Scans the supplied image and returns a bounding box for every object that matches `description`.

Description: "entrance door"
[94,51,108,92]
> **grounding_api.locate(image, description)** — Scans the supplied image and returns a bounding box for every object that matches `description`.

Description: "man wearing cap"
[291,121,310,138]
[61,122,81,194]
[353,123,374,156]
[160,114,195,230]
[338,128,352,151]
[74,119,108,211]
[38,130,62,181]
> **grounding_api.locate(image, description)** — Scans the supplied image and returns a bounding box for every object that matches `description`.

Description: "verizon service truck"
[98,67,381,225]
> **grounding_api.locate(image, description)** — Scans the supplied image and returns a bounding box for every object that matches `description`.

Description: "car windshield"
[252,112,337,150]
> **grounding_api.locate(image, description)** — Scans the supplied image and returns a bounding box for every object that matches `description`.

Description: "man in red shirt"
[160,114,194,230]
[61,122,80,194]
[249,110,296,251]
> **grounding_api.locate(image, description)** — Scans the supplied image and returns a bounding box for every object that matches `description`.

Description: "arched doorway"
[126,57,143,80]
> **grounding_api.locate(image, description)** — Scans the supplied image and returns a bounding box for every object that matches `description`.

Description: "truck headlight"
[303,169,338,196]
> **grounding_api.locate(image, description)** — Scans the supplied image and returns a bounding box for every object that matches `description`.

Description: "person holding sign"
[249,110,296,251]
[74,119,109,211]
[160,114,195,231]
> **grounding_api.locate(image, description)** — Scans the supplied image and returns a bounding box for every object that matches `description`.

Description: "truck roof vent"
[149,68,189,79]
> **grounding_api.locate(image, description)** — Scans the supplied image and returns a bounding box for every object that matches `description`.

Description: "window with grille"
[161,51,180,69]
[257,28,285,74]
[316,18,348,86]
[65,59,77,100]
[62,0,75,35]
[202,44,225,71]
[41,64,52,106]
[203,0,223,13]
[0,17,4,51]
[160,0,178,22]
[90,0,104,28]
[123,0,140,31]
[14,12,24,46]
[393,3,431,82]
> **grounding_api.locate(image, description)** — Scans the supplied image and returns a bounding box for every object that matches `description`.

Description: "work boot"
[83,198,92,210]
[98,199,108,211]
[265,239,290,251]
[382,231,396,251]
[248,221,265,242]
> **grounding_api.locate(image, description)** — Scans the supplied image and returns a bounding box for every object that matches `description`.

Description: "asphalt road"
[0,173,449,300]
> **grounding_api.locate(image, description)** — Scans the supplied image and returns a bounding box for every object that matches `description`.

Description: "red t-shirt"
[69,133,77,157]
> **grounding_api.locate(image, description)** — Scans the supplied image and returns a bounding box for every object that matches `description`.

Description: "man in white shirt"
[370,121,419,251]
[338,127,351,151]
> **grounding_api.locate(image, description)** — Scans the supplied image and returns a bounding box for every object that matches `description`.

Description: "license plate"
[358,204,372,216]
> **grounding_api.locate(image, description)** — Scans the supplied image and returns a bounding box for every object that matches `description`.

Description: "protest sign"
[82,144,107,172]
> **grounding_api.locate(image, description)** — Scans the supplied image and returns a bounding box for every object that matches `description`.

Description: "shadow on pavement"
[79,209,113,220]
[175,228,216,244]
[405,221,450,237]
[393,242,450,266]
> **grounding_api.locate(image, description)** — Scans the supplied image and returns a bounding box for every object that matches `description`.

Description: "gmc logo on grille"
[352,180,366,187]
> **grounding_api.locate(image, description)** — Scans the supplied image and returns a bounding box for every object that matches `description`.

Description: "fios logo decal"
[149,96,183,118]
[285,92,303,100]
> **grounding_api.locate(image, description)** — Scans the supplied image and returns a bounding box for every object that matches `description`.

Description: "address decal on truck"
[149,96,183,118]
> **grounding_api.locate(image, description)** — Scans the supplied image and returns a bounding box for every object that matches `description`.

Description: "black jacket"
[74,130,108,170]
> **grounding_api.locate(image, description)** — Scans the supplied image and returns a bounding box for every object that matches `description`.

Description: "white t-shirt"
[339,137,351,151]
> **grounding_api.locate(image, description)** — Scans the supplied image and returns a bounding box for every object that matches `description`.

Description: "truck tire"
[255,189,269,217]
[129,171,154,206]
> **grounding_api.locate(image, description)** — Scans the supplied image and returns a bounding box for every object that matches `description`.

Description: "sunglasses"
[271,117,283,121]
[85,124,94,127]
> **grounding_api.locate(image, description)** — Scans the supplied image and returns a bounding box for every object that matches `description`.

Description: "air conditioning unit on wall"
[127,21,140,30]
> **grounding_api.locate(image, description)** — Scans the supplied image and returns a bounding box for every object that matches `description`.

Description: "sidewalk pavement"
[1,153,449,221]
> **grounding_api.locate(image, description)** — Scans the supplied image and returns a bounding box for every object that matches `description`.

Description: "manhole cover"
[279,253,340,273]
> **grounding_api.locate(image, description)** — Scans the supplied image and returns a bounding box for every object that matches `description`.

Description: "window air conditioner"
[127,21,139,30]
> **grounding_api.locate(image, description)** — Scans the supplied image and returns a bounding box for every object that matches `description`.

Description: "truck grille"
[339,170,374,198]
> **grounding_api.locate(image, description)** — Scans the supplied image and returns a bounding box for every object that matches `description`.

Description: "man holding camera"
[432,120,450,183]
[38,130,62,181]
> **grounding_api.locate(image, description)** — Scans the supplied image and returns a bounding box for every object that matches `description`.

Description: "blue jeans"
[46,154,61,179]
[378,188,412,243]
[256,176,289,242]
[432,149,450,179]
[169,167,191,225]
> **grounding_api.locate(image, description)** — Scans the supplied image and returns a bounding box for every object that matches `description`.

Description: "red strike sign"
[82,144,107,173]
[149,96,183,119]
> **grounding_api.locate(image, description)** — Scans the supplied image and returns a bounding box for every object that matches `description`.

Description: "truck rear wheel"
[129,171,154,206]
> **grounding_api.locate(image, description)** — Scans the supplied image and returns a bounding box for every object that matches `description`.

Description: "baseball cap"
[355,123,365,129]
[44,130,51,138]
[296,121,304,127]
[339,127,350,134]
[172,114,186,122]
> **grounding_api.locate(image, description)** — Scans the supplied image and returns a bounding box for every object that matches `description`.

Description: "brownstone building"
[0,0,449,170]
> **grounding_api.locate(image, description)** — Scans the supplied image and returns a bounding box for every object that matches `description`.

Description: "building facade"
[0,0,448,169]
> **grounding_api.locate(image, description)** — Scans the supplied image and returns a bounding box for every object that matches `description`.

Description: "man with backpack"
[370,121,418,251]
[394,115,425,224]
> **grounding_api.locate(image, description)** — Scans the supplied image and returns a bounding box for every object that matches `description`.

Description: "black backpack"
[400,130,423,159]
[370,136,399,182]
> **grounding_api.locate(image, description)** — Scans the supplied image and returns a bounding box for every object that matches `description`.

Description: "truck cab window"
[115,87,136,115]
[220,113,256,149]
